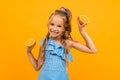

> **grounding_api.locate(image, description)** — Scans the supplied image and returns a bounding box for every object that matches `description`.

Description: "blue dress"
[38,38,73,80]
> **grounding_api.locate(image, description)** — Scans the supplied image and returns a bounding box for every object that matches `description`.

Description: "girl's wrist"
[26,48,32,53]
[27,51,32,54]
[79,28,86,34]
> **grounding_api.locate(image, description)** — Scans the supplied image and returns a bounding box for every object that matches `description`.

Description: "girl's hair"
[40,7,72,67]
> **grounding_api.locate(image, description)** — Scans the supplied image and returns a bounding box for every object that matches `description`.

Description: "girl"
[26,7,97,80]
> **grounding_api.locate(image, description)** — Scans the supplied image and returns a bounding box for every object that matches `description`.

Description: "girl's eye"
[50,23,54,26]
[57,25,62,27]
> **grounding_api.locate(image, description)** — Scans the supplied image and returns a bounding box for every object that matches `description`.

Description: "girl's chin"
[49,34,60,38]
[49,32,62,38]
[49,33,58,37]
[50,35,58,38]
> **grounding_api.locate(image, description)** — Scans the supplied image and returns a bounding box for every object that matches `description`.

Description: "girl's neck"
[49,37,62,43]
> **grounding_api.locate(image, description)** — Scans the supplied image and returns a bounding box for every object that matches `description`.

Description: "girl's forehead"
[50,15,64,23]
[51,15,63,19]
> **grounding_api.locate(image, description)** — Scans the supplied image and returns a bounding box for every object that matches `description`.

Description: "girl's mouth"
[50,30,59,35]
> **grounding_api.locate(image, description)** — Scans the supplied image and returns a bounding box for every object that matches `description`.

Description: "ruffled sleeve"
[68,52,73,62]
[40,39,44,46]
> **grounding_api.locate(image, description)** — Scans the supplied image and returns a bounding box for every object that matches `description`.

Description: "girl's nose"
[53,26,57,30]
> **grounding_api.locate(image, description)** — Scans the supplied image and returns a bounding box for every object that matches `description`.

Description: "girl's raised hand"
[77,16,87,31]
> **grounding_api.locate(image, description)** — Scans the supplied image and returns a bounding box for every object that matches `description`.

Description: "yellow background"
[0,0,120,80]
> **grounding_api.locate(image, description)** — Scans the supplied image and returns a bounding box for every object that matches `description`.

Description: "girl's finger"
[82,23,87,26]
[76,17,82,26]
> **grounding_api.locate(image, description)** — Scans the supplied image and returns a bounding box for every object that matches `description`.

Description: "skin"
[26,14,97,71]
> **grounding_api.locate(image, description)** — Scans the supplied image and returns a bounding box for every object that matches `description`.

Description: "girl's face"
[48,15,65,39]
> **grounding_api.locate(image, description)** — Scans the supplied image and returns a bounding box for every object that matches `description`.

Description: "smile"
[50,30,59,35]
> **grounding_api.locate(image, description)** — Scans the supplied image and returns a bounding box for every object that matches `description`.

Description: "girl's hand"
[77,16,87,32]
[26,42,36,53]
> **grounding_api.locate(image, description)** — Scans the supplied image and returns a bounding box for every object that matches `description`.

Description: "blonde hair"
[41,7,72,67]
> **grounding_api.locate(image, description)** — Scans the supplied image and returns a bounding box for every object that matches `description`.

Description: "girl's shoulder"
[65,38,76,50]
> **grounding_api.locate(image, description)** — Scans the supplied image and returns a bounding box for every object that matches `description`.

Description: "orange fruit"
[78,15,90,25]
[25,38,36,47]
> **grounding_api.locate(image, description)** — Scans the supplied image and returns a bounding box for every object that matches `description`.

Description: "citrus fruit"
[25,38,36,47]
[78,15,90,25]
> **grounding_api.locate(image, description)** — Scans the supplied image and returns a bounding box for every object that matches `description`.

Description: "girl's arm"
[26,44,43,71]
[70,18,97,54]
